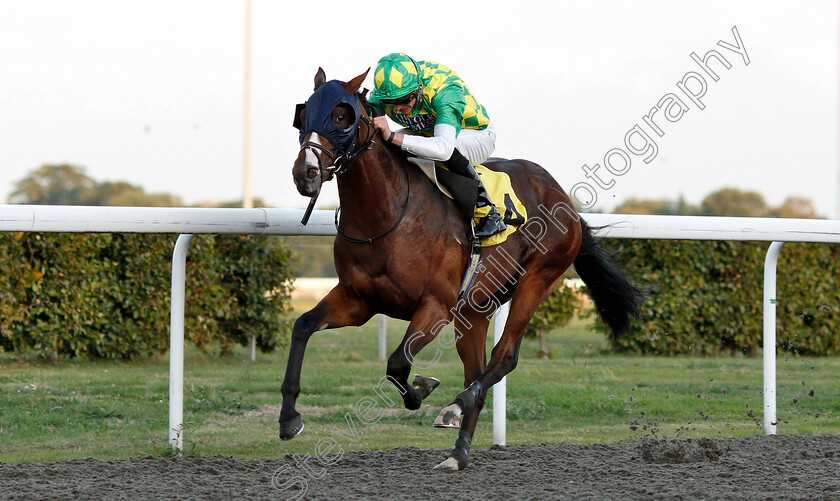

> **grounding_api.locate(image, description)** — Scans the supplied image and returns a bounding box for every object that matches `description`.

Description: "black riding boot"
[443,150,507,239]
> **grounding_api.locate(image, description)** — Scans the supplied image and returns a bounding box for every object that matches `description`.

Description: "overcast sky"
[1,1,838,216]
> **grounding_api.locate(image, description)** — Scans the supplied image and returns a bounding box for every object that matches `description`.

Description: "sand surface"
[2,434,839,500]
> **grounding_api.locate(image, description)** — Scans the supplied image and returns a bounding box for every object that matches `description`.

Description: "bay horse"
[283,68,646,470]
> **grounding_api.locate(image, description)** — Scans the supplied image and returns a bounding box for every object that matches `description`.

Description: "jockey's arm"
[399,123,457,162]
[397,97,463,161]
[371,90,465,162]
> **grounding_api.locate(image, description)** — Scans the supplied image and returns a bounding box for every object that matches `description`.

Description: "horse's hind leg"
[434,309,490,470]
[434,274,557,470]
[385,299,450,411]
[279,284,372,440]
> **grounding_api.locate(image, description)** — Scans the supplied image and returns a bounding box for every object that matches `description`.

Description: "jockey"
[368,53,506,240]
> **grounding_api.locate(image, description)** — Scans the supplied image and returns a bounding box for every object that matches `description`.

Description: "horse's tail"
[573,218,647,338]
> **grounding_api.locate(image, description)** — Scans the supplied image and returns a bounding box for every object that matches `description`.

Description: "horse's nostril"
[305,167,319,182]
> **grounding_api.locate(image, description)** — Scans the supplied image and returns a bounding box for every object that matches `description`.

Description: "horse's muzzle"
[293,162,322,198]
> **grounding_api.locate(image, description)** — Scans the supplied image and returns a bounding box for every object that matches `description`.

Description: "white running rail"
[3,205,840,450]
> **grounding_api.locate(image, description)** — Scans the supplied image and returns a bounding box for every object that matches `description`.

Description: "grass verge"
[1,315,838,463]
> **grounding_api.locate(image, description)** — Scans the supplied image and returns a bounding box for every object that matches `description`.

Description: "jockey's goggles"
[380,89,419,106]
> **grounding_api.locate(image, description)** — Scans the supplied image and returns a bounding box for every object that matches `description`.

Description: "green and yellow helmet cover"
[372,53,422,101]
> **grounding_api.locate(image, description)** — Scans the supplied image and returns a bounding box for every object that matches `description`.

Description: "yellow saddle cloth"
[472,165,527,247]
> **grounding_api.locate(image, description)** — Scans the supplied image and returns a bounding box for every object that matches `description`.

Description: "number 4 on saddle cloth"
[407,157,528,247]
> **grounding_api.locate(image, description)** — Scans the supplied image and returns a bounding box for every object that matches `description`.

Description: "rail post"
[378,314,387,361]
[763,241,785,435]
[169,234,194,452]
[493,302,510,446]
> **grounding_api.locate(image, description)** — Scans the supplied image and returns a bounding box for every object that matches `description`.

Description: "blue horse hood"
[298,80,362,156]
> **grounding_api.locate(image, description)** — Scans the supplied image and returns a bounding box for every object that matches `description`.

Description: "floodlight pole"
[243,0,256,362]
[243,0,253,211]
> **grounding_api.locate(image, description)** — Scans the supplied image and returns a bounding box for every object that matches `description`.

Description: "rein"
[334,159,411,244]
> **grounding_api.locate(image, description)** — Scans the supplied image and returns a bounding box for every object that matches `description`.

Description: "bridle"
[298,103,412,243]
[297,114,379,178]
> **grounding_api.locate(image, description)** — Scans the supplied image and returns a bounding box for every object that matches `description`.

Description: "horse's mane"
[357,88,379,118]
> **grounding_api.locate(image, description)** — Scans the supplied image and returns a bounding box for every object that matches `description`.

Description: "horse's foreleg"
[279,285,372,440]
[386,299,449,411]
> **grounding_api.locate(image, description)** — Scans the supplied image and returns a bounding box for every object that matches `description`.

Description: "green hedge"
[525,275,582,338]
[0,233,294,360]
[210,234,294,353]
[524,275,583,359]
[596,239,840,356]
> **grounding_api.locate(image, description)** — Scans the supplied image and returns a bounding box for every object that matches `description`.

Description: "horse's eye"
[336,114,345,122]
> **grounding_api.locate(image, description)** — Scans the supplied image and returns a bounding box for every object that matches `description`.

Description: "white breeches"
[454,123,497,165]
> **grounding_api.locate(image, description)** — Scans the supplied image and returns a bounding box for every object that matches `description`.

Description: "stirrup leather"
[458,240,482,301]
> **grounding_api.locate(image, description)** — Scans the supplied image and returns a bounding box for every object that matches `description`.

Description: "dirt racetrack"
[2,434,839,500]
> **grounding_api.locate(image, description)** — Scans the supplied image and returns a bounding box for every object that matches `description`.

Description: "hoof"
[435,457,467,471]
[433,403,462,429]
[279,413,304,440]
[434,457,462,471]
[412,374,440,400]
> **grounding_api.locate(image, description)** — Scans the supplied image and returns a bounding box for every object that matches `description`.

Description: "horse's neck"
[336,141,407,224]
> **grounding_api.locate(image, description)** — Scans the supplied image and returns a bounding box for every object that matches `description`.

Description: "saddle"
[407,158,528,247]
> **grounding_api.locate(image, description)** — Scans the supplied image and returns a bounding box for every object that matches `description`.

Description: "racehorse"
[282,68,646,470]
